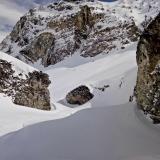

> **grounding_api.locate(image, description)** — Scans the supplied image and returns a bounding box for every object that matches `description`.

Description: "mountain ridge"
[0,0,159,68]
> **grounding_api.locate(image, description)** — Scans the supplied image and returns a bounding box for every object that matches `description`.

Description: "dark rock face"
[66,85,94,105]
[19,32,55,67]
[0,1,139,67]
[0,61,51,110]
[136,13,160,119]
[10,16,28,46]
[0,60,15,93]
[14,71,51,110]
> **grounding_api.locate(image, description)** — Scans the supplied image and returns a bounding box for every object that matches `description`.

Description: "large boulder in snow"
[136,13,160,117]
[66,85,94,105]
[14,71,51,110]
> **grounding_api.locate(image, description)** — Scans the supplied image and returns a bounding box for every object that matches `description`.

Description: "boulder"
[66,85,94,105]
[0,60,51,110]
[14,71,51,110]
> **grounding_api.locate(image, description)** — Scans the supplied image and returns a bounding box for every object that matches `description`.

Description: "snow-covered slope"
[0,51,36,76]
[0,0,159,140]
[0,32,8,42]
[111,0,160,26]
[0,1,160,159]
[0,51,84,136]
[0,42,137,136]
[0,103,160,160]
[47,43,137,105]
[0,0,159,137]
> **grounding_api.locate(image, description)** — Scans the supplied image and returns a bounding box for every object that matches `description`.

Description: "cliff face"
[0,59,51,110]
[20,32,55,67]
[136,13,160,118]
[0,0,140,67]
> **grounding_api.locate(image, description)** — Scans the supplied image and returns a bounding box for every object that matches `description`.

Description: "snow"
[47,43,137,104]
[0,103,160,160]
[0,51,36,76]
[0,43,137,137]
[0,0,160,159]
[0,96,87,137]
[2,0,159,64]
[0,32,8,42]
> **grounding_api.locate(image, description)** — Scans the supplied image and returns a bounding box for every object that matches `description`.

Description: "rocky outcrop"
[14,71,51,110]
[136,13,160,121]
[74,5,95,50]
[66,85,94,105]
[0,60,51,110]
[0,59,15,94]
[0,0,140,67]
[19,32,55,67]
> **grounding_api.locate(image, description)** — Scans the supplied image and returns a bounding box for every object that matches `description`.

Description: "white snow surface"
[0,43,137,137]
[0,103,160,160]
[0,32,8,42]
[0,0,160,159]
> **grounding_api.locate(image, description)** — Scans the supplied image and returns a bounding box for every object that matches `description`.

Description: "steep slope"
[1,0,159,67]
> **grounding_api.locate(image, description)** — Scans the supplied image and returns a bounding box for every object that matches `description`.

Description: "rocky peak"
[0,0,159,68]
[136,13,160,122]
